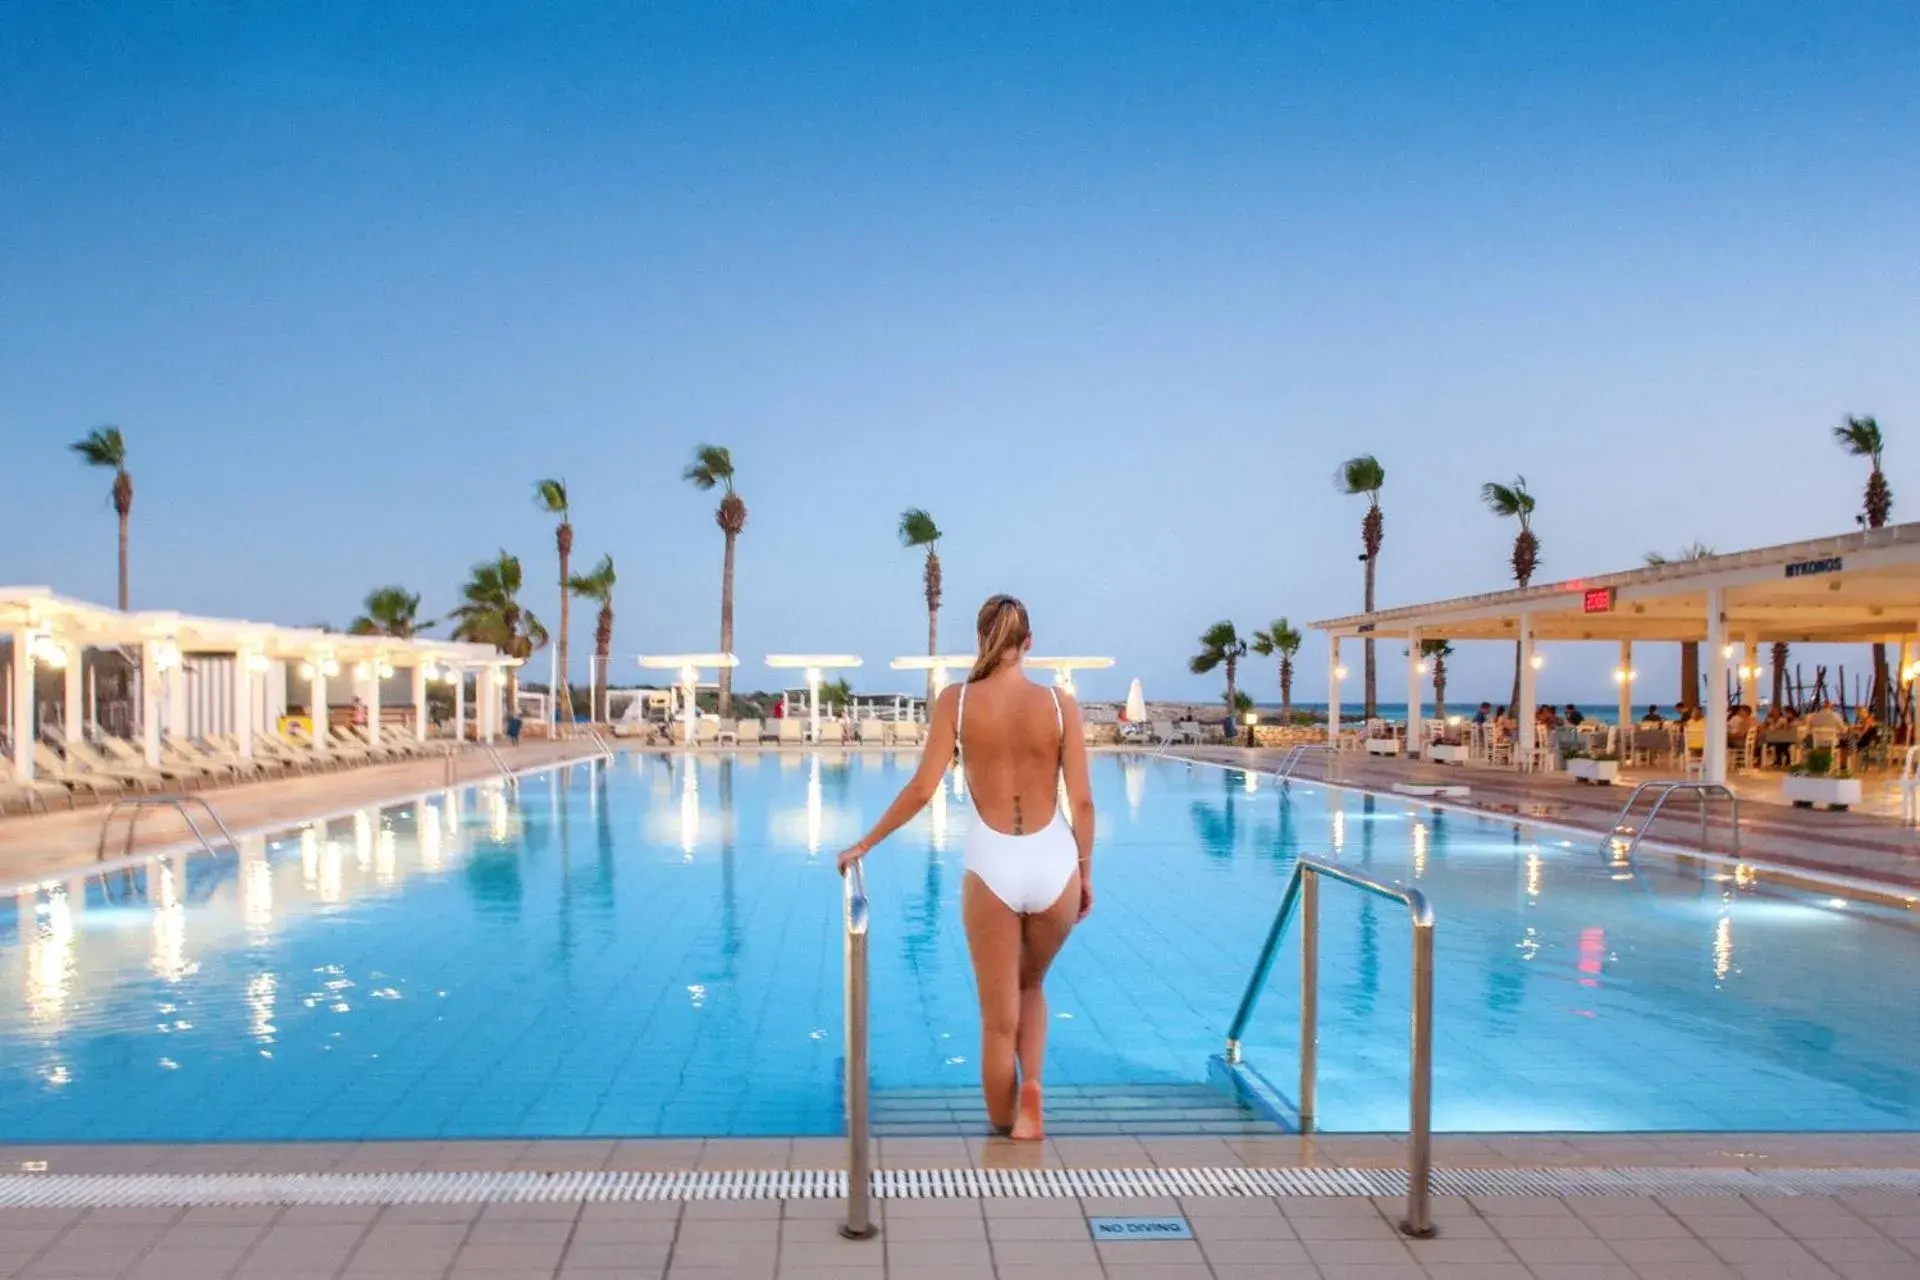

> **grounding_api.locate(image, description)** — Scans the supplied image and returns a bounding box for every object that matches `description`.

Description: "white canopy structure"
[767,654,863,743]
[1311,524,1920,783]
[0,587,513,780]
[638,653,740,743]
[1025,655,1115,695]
[890,654,977,701]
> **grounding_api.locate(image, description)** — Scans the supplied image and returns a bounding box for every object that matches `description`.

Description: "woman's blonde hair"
[967,594,1031,683]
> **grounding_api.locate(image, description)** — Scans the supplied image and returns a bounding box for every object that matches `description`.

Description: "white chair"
[1896,747,1920,826]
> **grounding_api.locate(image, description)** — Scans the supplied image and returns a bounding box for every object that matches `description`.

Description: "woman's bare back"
[957,673,1064,836]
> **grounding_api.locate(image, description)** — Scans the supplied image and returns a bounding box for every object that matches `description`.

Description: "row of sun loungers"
[0,726,460,815]
[636,718,931,747]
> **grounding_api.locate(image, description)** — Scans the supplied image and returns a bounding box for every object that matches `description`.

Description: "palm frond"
[568,554,617,601]
[1250,618,1302,658]
[1833,415,1883,463]
[898,508,941,548]
[683,443,734,492]
[533,478,569,516]
[1334,454,1385,499]
[1481,475,1535,526]
[70,425,126,469]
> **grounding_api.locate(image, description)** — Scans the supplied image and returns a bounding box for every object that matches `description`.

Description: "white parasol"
[1125,678,1147,723]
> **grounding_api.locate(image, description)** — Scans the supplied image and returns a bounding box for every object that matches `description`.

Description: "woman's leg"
[962,872,1023,1132]
[1010,869,1081,1140]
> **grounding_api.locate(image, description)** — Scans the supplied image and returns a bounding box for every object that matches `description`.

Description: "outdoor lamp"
[1415,660,1428,675]
[321,659,340,678]
[1333,664,1349,680]
[298,662,315,680]
[1529,653,1545,670]
[1243,710,1257,747]
[245,652,270,674]
[1613,667,1637,684]
[29,635,68,669]
[152,639,182,671]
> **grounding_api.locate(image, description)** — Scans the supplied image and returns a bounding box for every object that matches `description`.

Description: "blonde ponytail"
[967,594,1031,683]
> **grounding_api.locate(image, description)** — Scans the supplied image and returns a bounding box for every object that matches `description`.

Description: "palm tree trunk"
[1680,643,1700,708]
[595,608,612,726]
[557,547,571,728]
[1362,555,1377,719]
[926,605,938,703]
[1434,660,1447,723]
[718,530,737,717]
[1509,645,1522,720]
[1872,645,1890,721]
[1770,643,1788,709]
[116,511,129,611]
[1280,658,1293,722]
[1226,657,1238,715]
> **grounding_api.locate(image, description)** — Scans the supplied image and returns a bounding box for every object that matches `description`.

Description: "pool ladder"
[1602,781,1741,861]
[1219,856,1437,1238]
[1273,744,1340,783]
[96,795,241,862]
[841,859,876,1241]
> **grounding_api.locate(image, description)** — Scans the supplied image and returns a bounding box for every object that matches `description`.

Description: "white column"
[1326,636,1342,747]
[1617,640,1633,733]
[310,666,329,757]
[1705,589,1728,784]
[366,660,382,745]
[233,650,254,760]
[165,661,187,738]
[454,669,467,743]
[413,663,428,742]
[142,643,163,767]
[686,671,700,743]
[62,643,84,740]
[808,668,821,744]
[1405,629,1423,758]
[10,630,32,781]
[1517,614,1537,768]
[480,667,497,743]
[1741,636,1760,710]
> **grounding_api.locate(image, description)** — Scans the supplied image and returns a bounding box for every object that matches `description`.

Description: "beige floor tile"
[1206,1265,1324,1280]
[776,1237,886,1269]
[663,1239,779,1268]
[985,1237,1099,1265]
[1094,1238,1206,1265]
[1196,1235,1313,1265]
[1302,1237,1419,1265]
[559,1241,672,1269]
[1728,1265,1847,1280]
[676,1218,779,1243]
[567,1218,679,1246]
[695,1140,792,1171]
[884,1238,994,1267]
[875,1215,986,1242]
[679,1200,781,1222]
[662,1265,774,1280]
[985,1215,1088,1241]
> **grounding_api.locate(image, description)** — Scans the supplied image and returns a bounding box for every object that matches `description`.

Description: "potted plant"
[1783,749,1861,810]
[1563,749,1619,785]
[1365,723,1401,756]
[1428,730,1469,765]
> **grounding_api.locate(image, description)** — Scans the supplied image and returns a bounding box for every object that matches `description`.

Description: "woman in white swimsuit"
[838,595,1095,1140]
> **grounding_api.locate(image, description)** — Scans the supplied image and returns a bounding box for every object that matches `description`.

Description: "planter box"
[1428,743,1470,765]
[1782,775,1862,811]
[1365,738,1401,757]
[1567,759,1619,785]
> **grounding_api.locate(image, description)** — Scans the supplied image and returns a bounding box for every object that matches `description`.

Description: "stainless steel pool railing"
[1274,743,1339,781]
[1602,781,1740,860]
[96,795,241,862]
[1223,856,1436,1238]
[840,859,877,1241]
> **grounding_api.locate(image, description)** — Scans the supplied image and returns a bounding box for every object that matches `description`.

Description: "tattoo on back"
[1012,795,1025,834]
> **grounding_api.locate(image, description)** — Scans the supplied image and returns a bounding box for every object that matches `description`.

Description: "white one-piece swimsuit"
[958,683,1079,914]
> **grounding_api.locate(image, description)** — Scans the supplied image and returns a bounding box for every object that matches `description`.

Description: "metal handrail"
[96,795,241,863]
[474,741,515,779]
[583,729,615,761]
[1275,744,1339,780]
[1602,780,1740,860]
[839,860,876,1241]
[1223,856,1436,1238]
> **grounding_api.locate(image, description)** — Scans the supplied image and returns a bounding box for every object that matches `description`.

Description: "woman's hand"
[1077,876,1094,921]
[836,841,870,875]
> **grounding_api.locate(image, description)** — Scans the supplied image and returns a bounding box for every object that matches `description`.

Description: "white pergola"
[767,654,863,742]
[1025,656,1115,695]
[890,654,977,700]
[1311,524,1920,784]
[0,588,513,781]
[637,653,740,741]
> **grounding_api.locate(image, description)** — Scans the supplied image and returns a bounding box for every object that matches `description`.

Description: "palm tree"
[1481,476,1540,715]
[1420,639,1455,723]
[684,445,746,717]
[1335,455,1387,718]
[70,426,133,610]
[1645,542,1714,706]
[534,479,573,724]
[568,554,617,723]
[1771,640,1790,710]
[1189,621,1248,712]
[898,509,943,700]
[349,586,429,637]
[1834,415,1893,716]
[1249,619,1303,721]
[447,552,548,709]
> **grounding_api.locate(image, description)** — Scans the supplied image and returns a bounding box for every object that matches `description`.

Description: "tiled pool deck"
[1,1135,1917,1279]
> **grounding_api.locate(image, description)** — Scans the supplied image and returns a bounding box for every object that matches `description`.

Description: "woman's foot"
[1010,1080,1045,1141]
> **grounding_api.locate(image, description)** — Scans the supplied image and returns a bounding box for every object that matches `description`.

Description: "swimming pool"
[1,752,1916,1142]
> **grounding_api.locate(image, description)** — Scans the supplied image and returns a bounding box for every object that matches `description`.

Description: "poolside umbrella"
[1125,678,1146,724]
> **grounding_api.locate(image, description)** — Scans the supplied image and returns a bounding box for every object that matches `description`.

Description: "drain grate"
[0,1166,1915,1208]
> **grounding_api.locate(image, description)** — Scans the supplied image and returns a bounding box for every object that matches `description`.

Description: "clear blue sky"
[4,2,1916,704]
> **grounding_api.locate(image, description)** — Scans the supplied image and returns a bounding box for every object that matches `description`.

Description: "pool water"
[1,753,1916,1142]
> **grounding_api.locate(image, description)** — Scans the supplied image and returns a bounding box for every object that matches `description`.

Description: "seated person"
[1805,702,1847,733]
[1493,706,1515,734]
[1640,705,1667,724]
[1727,704,1757,739]
[1563,703,1585,726]
[1855,707,1881,751]
[1472,702,1493,726]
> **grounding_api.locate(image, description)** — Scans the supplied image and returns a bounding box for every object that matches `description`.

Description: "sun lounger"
[778,718,805,745]
[61,740,171,791]
[893,721,925,748]
[266,730,341,771]
[0,758,75,812]
[163,735,258,782]
[736,718,763,745]
[716,719,739,746]
[855,719,884,745]
[31,745,125,800]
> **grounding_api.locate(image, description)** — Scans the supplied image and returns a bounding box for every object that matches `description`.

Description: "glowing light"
[149,861,194,983]
[298,662,315,680]
[679,765,701,855]
[1713,916,1735,981]
[353,811,374,871]
[247,972,277,1044]
[25,887,76,1029]
[1330,807,1346,852]
[240,839,273,939]
[29,636,68,669]
[1612,667,1637,684]
[1529,653,1545,670]
[151,639,183,671]
[1577,927,1605,988]
[1333,665,1349,680]
[1411,821,1428,877]
[1525,852,1543,902]
[245,652,270,674]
